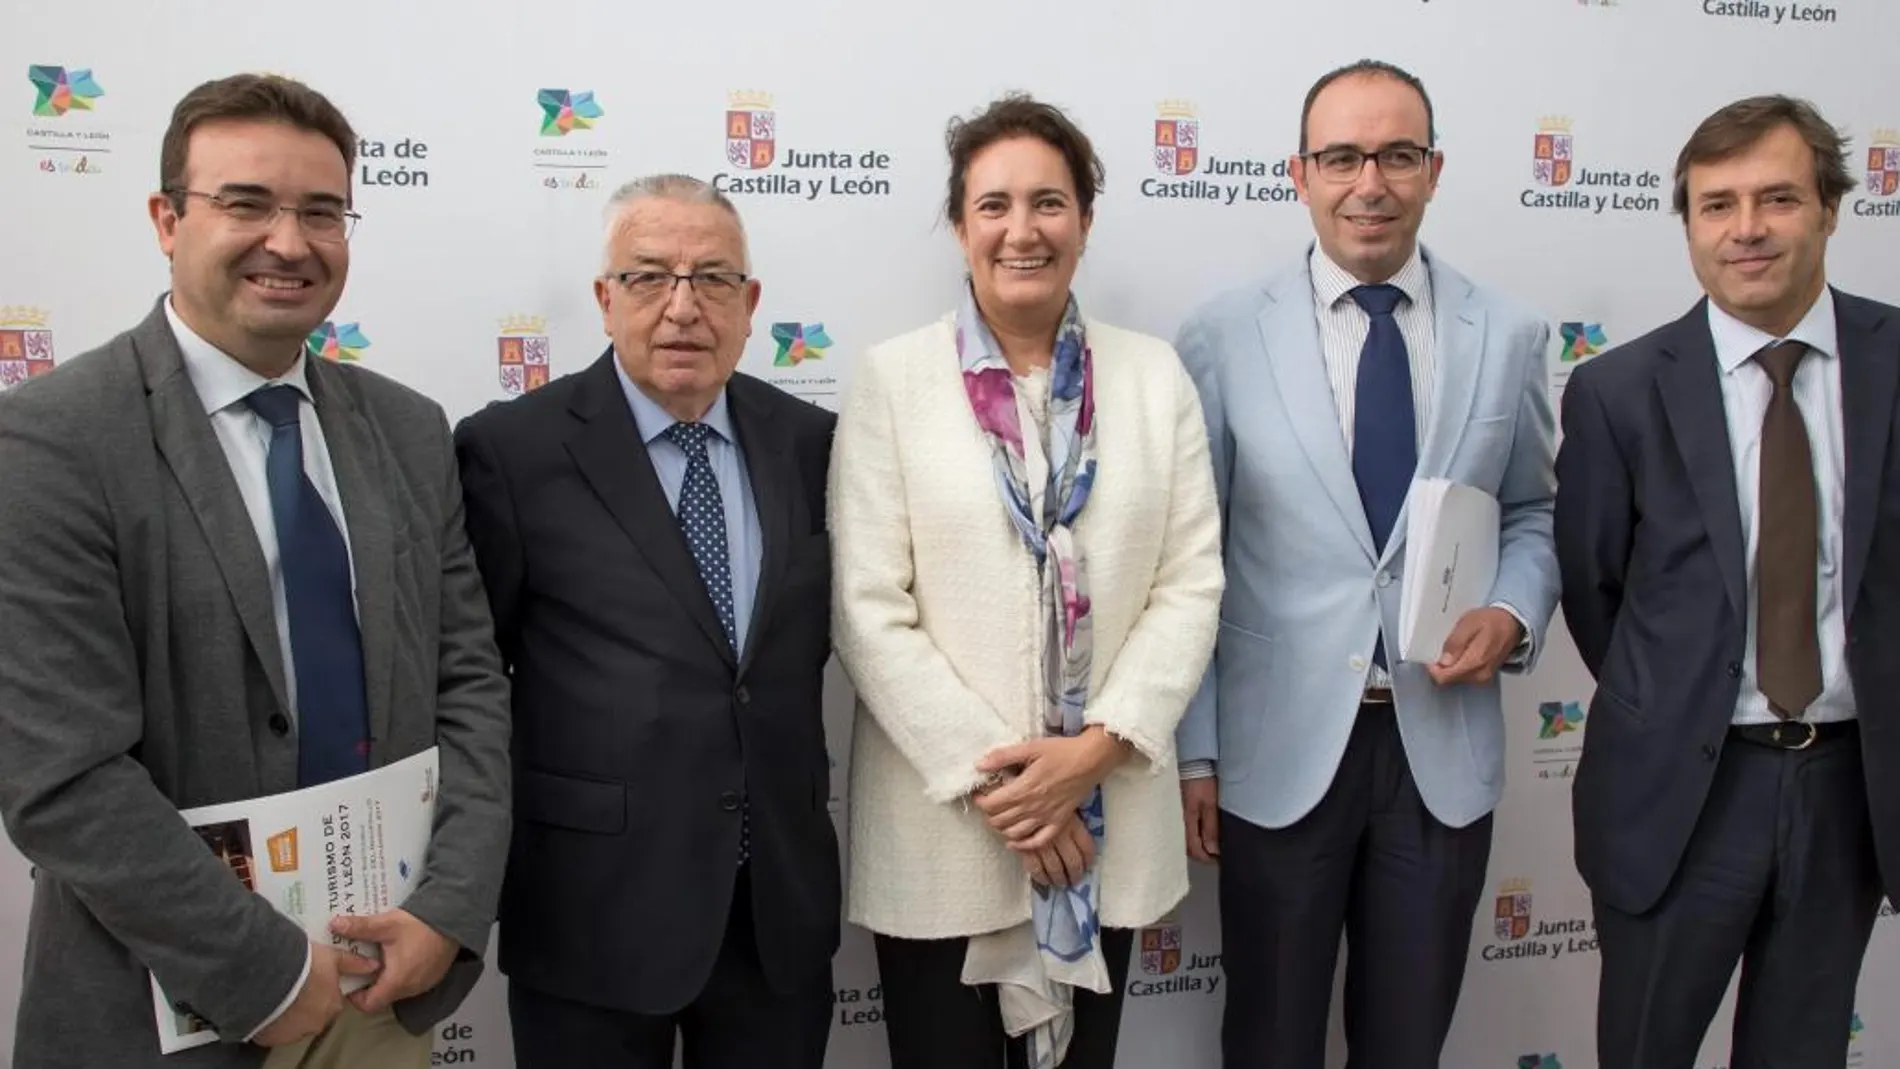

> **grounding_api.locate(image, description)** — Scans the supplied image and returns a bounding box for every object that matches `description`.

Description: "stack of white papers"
[1399,479,1500,663]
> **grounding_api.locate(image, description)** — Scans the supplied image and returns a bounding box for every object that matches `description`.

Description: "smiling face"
[594,196,760,420]
[1291,73,1442,284]
[954,135,1092,328]
[1684,121,1837,337]
[149,118,351,376]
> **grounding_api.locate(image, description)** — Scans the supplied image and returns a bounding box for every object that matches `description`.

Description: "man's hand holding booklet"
[150,748,440,1053]
[1399,478,1502,669]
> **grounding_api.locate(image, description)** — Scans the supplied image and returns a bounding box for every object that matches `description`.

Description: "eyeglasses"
[605,270,750,306]
[167,189,360,242]
[1301,144,1435,183]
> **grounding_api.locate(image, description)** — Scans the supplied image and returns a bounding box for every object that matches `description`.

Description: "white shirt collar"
[1706,288,1838,376]
[1309,242,1432,311]
[163,296,313,416]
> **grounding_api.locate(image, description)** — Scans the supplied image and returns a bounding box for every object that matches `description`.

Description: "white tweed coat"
[829,311,1224,938]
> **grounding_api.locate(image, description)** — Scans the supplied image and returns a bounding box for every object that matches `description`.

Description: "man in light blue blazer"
[1173,60,1559,1069]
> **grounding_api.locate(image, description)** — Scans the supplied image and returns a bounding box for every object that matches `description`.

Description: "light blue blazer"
[1175,246,1560,830]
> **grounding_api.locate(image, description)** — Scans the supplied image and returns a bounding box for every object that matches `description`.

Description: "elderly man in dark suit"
[0,74,512,1069]
[455,174,839,1069]
[1558,94,1900,1069]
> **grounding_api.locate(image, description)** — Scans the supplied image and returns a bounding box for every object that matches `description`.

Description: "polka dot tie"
[662,422,739,649]
[661,422,747,863]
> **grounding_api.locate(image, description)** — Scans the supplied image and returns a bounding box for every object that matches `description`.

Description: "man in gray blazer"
[1174,60,1560,1068]
[0,74,511,1069]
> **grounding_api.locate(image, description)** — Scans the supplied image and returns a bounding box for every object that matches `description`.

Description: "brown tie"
[1754,340,1823,719]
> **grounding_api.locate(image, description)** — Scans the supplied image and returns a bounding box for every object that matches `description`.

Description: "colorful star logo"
[1559,322,1607,362]
[772,322,832,366]
[29,65,103,117]
[538,89,603,136]
[1537,700,1585,740]
[307,321,371,362]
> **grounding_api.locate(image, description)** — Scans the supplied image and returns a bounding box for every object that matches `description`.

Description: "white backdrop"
[5,1,1899,1066]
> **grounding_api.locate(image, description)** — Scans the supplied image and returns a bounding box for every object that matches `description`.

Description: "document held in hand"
[1398,478,1500,663]
[149,747,439,1054]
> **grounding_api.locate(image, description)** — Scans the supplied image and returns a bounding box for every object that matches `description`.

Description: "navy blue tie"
[244,385,370,787]
[1349,284,1417,669]
[661,422,747,862]
[662,422,738,651]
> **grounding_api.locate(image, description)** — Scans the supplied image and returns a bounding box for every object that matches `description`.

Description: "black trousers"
[1594,727,1881,1069]
[507,867,831,1069]
[1219,702,1494,1069]
[874,926,1135,1069]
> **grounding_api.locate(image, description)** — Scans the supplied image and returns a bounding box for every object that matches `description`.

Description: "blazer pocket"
[1453,414,1515,486]
[1218,618,1273,643]
[1594,683,1646,729]
[1459,413,1514,449]
[516,766,627,834]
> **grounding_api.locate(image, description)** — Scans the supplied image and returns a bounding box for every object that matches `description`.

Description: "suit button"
[735,684,751,705]
[1349,656,1368,672]
[1376,571,1393,588]
[1726,662,1742,678]
[268,713,290,737]
[719,791,742,811]
[1702,743,1719,760]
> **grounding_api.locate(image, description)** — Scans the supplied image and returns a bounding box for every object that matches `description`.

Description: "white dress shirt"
[165,299,358,1036]
[1310,243,1439,455]
[1708,292,1854,725]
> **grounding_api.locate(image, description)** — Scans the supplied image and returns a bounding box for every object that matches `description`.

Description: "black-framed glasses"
[165,188,360,242]
[1302,144,1435,182]
[605,269,750,305]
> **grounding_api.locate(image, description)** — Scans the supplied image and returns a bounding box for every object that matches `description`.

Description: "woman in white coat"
[828,93,1224,1069]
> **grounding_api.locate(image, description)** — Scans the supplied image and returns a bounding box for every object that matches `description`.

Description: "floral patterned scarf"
[953,282,1108,1068]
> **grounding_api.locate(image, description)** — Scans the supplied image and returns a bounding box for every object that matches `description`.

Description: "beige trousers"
[259,1005,432,1069]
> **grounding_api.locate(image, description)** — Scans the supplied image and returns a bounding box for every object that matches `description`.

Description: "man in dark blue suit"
[455,174,839,1069]
[1557,94,1900,1068]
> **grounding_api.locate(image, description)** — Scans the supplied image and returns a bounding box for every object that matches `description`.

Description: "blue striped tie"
[245,385,370,786]
[1349,284,1416,670]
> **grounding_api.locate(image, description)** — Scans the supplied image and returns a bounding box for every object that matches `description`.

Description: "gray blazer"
[0,298,512,1069]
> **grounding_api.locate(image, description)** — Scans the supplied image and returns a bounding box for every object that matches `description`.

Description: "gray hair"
[600,173,750,272]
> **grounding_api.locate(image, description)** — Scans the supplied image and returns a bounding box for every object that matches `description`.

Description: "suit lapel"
[1658,303,1748,620]
[1838,290,1897,621]
[1258,272,1376,561]
[565,351,736,667]
[1416,262,1485,481]
[1386,260,1487,568]
[728,376,791,677]
[306,359,397,750]
[135,303,292,716]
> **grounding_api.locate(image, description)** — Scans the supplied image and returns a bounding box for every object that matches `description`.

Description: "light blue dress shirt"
[615,359,763,656]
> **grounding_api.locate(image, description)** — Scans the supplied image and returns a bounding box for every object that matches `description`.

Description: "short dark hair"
[1671,94,1854,216]
[1298,60,1436,155]
[159,73,357,211]
[944,93,1105,227]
